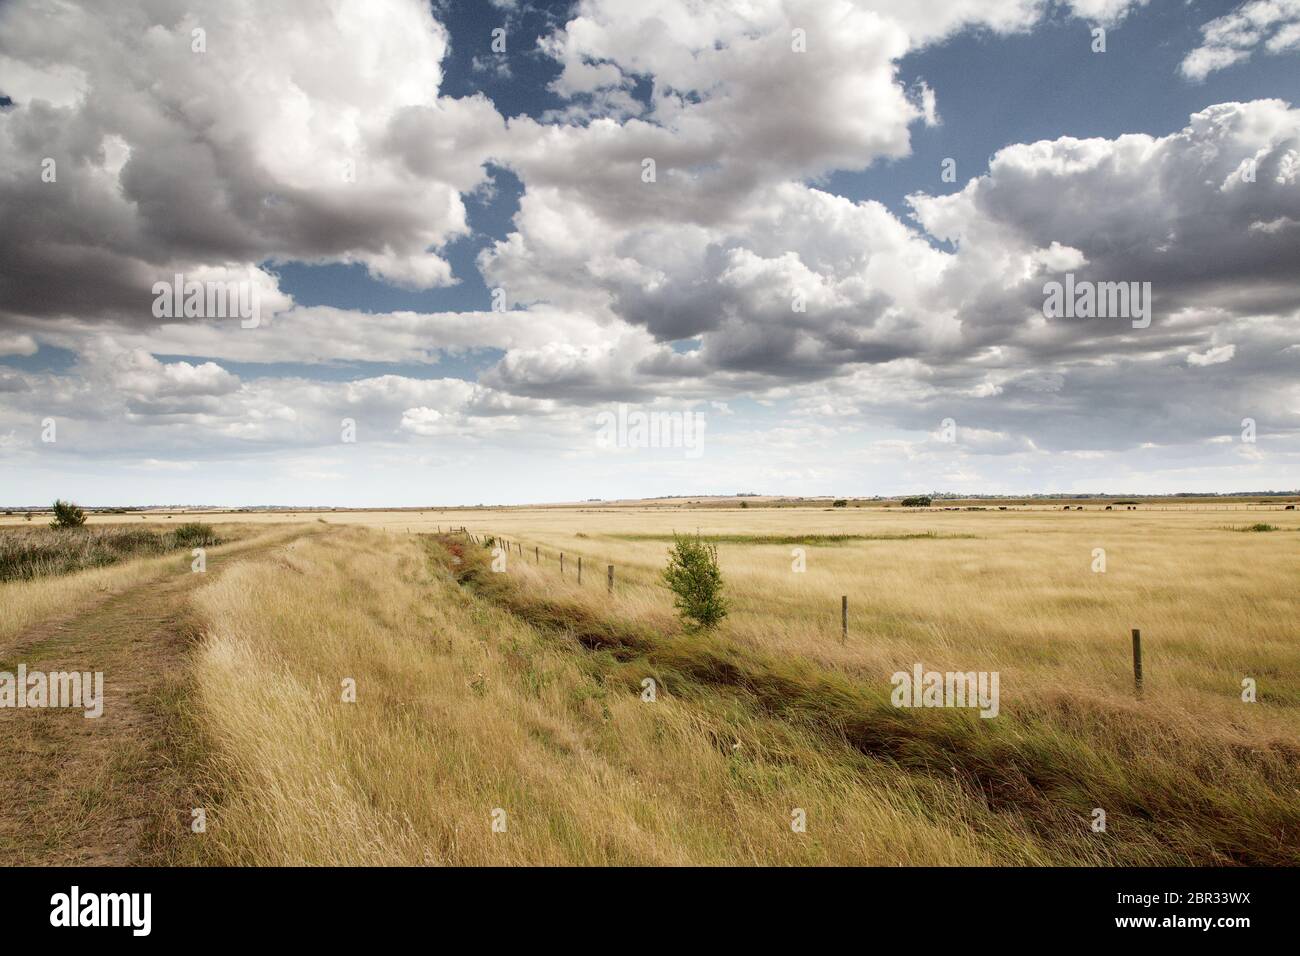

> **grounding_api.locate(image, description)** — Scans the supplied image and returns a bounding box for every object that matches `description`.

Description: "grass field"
[1,503,1296,865]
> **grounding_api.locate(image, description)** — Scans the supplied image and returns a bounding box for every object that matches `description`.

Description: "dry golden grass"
[5,504,1294,865]
[0,524,313,864]
[178,507,1300,865]
[0,522,256,647]
[461,508,1300,724]
[181,528,1070,865]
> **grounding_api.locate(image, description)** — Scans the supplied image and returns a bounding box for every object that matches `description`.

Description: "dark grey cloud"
[0,0,507,331]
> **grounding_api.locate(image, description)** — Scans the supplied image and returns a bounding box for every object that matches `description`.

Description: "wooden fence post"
[842,596,848,643]
[1132,628,1143,698]
[535,546,539,564]
[607,564,614,593]
[560,553,564,575]
[578,556,582,584]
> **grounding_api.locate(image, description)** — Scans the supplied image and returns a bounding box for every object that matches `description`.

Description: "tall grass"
[0,523,221,582]
[182,525,1300,865]
[184,529,1034,865]
[0,522,289,647]
[439,533,1300,865]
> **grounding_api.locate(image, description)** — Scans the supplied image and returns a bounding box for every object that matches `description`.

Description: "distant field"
[606,531,975,545]
[1,493,1297,530]
[2,503,1296,865]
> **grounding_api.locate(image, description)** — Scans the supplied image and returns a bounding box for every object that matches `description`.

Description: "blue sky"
[1,0,1298,505]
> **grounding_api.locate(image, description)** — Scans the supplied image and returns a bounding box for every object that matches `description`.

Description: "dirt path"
[0,528,308,865]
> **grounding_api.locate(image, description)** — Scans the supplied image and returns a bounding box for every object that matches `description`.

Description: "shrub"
[901,495,933,507]
[170,522,220,548]
[832,499,848,508]
[50,499,86,528]
[662,533,728,630]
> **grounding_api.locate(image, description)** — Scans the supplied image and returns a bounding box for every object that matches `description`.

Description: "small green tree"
[662,533,728,630]
[50,499,86,528]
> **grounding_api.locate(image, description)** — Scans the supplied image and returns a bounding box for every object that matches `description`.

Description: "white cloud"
[1187,344,1237,366]
[0,0,1296,502]
[0,333,38,356]
[1181,0,1300,81]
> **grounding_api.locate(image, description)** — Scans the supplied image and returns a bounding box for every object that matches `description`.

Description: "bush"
[901,495,933,507]
[832,499,848,508]
[662,533,728,630]
[170,522,220,548]
[50,499,86,528]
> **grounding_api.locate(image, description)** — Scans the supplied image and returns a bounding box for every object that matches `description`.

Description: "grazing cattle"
[1287,505,1296,510]
[1105,505,1112,510]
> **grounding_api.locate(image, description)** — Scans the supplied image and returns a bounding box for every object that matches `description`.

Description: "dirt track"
[0,528,306,865]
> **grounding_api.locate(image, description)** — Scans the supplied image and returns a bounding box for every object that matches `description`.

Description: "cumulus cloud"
[0,0,507,332]
[0,0,1296,501]
[478,94,1300,457]
[911,100,1300,336]
[0,338,565,460]
[1181,0,1300,81]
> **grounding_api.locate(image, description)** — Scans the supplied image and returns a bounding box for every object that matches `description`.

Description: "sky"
[0,0,1297,506]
